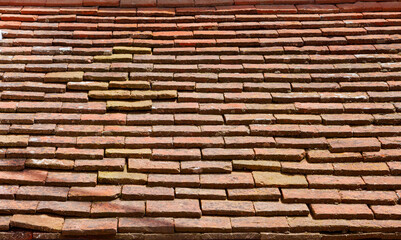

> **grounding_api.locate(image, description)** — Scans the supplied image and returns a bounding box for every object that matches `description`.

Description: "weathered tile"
[253,171,308,188]
[62,218,117,236]
[10,214,64,233]
[146,199,202,217]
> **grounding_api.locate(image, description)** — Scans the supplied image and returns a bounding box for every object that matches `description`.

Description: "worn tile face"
[10,214,64,233]
[0,1,400,238]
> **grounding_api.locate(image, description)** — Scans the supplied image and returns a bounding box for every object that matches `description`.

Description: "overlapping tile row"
[2,0,401,8]
[0,3,401,240]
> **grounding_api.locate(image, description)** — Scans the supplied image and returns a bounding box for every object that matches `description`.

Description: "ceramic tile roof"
[1,1,401,239]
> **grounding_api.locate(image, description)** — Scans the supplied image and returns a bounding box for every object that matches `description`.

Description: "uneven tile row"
[1,3,401,239]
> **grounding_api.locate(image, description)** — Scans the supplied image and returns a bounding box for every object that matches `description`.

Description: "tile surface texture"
[0,1,401,238]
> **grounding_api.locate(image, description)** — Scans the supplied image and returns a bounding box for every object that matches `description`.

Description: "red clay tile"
[91,199,145,217]
[0,199,38,214]
[311,204,374,219]
[46,172,97,187]
[37,201,91,217]
[175,217,231,232]
[0,2,400,237]
[16,186,69,201]
[146,199,202,217]
[118,217,174,233]
[62,218,117,235]
[282,189,341,203]
[202,200,255,216]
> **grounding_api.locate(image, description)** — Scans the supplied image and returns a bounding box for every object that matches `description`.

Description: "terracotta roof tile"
[0,1,401,238]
